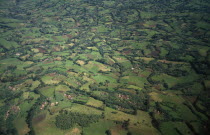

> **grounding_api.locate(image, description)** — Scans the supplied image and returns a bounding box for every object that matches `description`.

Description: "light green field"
[41,75,60,84]
[86,97,104,109]
[121,75,148,88]
[55,85,70,92]
[65,104,103,115]
[39,86,55,97]
[41,74,67,85]
[83,120,115,135]
[92,74,116,84]
[80,82,91,91]
[127,85,143,91]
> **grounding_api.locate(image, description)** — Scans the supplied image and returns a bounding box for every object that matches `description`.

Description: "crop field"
[66,104,103,115]
[86,97,104,109]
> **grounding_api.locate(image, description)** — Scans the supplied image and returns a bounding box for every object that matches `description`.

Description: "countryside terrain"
[0,0,210,135]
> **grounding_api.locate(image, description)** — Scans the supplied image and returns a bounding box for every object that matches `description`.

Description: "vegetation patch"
[66,104,103,116]
[86,97,104,109]
[56,111,101,130]
[0,0,209,135]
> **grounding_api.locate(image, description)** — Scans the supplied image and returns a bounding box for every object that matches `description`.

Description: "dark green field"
[0,0,210,135]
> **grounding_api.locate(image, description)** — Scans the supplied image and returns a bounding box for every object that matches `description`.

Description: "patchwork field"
[0,0,209,135]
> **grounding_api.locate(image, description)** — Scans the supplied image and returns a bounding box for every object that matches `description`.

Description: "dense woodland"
[0,0,210,135]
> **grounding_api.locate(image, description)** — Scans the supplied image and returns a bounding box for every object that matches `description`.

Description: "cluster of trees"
[191,62,210,75]
[44,69,68,77]
[89,89,148,112]
[0,105,17,135]
[0,87,14,100]
[55,111,101,130]
[0,86,24,134]
[154,102,183,122]
[26,95,46,135]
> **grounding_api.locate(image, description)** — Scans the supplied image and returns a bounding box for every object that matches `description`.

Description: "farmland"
[0,0,210,135]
